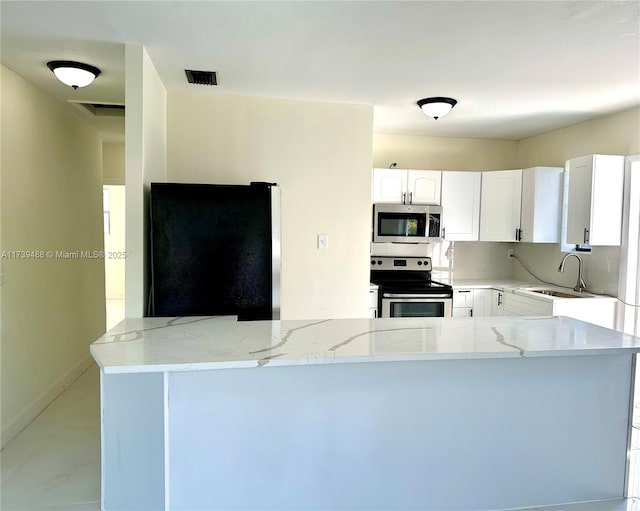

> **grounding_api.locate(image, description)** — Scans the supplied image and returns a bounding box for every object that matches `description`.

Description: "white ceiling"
[2,1,639,142]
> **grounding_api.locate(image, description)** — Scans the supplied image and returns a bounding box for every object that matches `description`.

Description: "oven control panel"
[370,256,432,271]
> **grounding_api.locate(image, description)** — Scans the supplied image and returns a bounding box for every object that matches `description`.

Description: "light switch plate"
[317,234,329,250]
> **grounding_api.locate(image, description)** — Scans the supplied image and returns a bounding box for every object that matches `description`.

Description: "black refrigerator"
[149,182,281,320]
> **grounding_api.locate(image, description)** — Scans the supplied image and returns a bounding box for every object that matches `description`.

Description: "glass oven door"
[381,294,452,318]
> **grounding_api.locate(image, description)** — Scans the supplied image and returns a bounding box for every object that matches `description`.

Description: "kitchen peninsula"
[91,316,640,511]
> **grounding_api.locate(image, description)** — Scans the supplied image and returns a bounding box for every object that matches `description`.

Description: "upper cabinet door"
[407,170,441,205]
[441,171,481,241]
[566,157,593,244]
[566,154,624,246]
[520,166,563,243]
[372,168,408,203]
[479,170,522,242]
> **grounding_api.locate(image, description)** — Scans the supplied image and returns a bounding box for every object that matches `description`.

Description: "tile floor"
[1,365,101,511]
[1,358,638,511]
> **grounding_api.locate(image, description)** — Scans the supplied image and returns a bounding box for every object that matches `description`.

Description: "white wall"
[517,107,640,168]
[373,133,518,170]
[125,45,167,317]
[514,107,640,296]
[103,143,125,185]
[167,92,374,319]
[0,65,105,446]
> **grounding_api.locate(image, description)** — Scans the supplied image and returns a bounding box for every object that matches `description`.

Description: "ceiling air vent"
[77,102,125,117]
[185,70,217,86]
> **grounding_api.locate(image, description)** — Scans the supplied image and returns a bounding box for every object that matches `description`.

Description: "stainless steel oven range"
[370,256,453,318]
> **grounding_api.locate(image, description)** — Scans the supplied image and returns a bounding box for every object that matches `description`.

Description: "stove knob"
[371,260,375,265]
[377,260,382,265]
[423,260,429,265]
[417,261,422,266]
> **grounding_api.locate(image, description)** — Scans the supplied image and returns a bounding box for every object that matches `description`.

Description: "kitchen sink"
[527,289,591,298]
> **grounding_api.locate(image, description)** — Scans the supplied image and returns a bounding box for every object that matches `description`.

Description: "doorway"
[103,185,126,329]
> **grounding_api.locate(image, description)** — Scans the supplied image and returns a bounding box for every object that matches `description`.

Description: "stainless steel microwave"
[373,203,442,243]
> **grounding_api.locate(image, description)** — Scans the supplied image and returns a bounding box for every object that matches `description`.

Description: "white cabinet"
[520,166,563,243]
[372,168,441,204]
[452,307,473,317]
[441,171,481,241]
[452,288,474,317]
[473,289,493,317]
[372,169,408,204]
[369,285,379,318]
[502,292,553,317]
[480,170,522,241]
[491,290,505,316]
[566,154,625,246]
[452,288,492,317]
[552,296,616,329]
[478,167,562,243]
[407,170,441,205]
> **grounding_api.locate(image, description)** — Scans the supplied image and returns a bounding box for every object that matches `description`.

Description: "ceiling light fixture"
[417,97,458,120]
[47,60,101,89]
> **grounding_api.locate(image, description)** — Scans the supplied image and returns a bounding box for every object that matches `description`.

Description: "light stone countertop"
[90,315,640,374]
[450,278,537,290]
[450,279,618,303]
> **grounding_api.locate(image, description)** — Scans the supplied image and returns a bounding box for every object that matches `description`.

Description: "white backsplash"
[446,241,516,280]
[370,241,620,296]
[371,241,516,282]
[513,243,620,296]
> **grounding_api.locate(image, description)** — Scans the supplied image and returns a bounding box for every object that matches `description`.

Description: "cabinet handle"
[584,228,590,244]
[402,192,407,204]
[457,290,471,293]
[470,308,473,317]
[515,228,522,241]
[497,292,503,306]
[442,227,446,239]
[408,192,413,204]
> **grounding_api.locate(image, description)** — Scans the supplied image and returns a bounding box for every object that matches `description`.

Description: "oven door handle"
[382,293,452,299]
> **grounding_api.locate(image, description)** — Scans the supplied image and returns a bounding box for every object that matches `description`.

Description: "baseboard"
[1,354,95,449]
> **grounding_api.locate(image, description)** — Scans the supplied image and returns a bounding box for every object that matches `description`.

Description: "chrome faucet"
[557,253,586,293]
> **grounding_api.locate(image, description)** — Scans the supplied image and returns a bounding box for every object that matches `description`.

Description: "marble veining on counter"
[90,315,640,374]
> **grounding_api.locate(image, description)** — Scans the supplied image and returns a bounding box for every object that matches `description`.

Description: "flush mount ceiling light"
[417,97,458,120]
[47,60,101,89]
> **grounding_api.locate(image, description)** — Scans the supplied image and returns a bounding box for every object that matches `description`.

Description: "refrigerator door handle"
[270,185,282,320]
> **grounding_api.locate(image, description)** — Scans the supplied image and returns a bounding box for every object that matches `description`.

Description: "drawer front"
[503,293,553,316]
[369,289,379,309]
[453,289,473,308]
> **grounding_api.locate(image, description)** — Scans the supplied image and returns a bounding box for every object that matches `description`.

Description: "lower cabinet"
[453,288,493,317]
[502,292,553,316]
[454,286,614,327]
[452,307,473,317]
[470,289,551,318]
[473,289,493,317]
[452,289,473,317]
[491,290,505,316]
[369,285,379,318]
